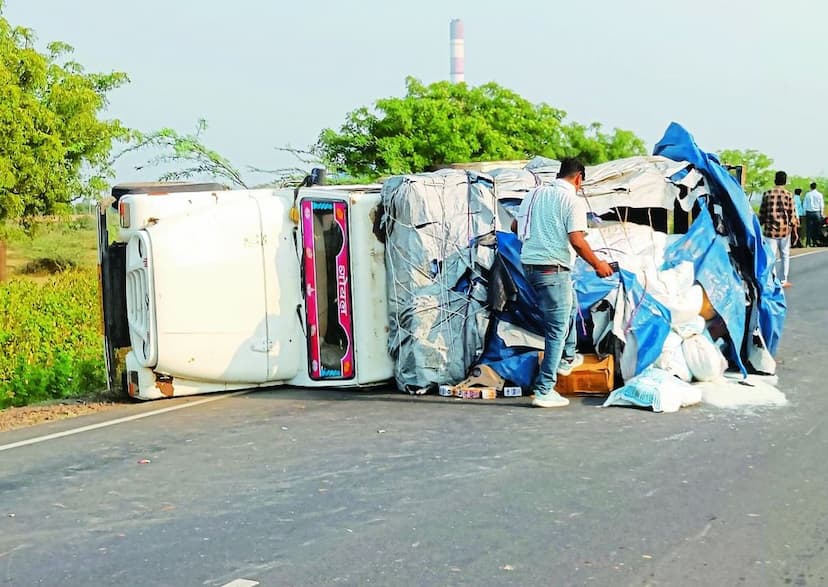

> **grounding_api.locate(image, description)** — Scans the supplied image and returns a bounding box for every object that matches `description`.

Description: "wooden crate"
[554,354,614,396]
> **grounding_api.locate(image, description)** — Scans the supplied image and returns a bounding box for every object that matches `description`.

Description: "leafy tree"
[123,120,322,188]
[717,149,774,195]
[316,77,646,177]
[123,119,249,188]
[787,175,828,204]
[0,2,129,219]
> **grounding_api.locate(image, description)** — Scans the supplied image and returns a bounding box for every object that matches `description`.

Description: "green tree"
[316,77,646,177]
[717,149,774,195]
[788,175,828,205]
[0,2,129,219]
[124,119,249,188]
[123,120,318,188]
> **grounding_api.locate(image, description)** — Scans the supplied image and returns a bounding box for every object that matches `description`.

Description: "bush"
[20,257,78,274]
[0,269,106,408]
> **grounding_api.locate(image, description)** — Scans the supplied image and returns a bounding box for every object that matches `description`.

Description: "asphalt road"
[1,251,827,587]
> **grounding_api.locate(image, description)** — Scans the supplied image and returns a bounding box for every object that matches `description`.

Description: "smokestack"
[450,18,464,84]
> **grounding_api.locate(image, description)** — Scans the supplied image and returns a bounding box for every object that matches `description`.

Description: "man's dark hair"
[557,158,586,181]
[774,171,787,186]
[795,188,802,195]
[811,182,817,189]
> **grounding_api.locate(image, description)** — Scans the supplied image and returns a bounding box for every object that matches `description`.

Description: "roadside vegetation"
[0,218,105,409]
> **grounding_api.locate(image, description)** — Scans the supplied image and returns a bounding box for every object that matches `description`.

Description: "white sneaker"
[557,353,584,377]
[531,391,570,408]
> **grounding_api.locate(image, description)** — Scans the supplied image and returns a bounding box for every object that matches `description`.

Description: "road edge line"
[791,249,828,259]
[0,390,250,453]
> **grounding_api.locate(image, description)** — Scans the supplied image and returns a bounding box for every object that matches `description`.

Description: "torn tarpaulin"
[478,231,672,388]
[654,122,786,355]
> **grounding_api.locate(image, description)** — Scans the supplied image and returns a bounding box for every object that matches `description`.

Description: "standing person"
[759,171,797,287]
[804,182,824,247]
[514,158,614,408]
[793,188,805,247]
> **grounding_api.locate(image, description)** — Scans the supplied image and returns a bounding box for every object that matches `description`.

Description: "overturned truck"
[98,124,786,400]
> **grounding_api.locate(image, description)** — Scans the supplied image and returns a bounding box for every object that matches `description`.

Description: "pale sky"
[5,0,827,183]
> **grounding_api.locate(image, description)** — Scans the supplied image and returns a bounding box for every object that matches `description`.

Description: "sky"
[4,0,828,184]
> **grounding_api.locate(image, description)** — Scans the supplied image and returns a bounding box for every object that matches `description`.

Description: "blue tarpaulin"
[476,123,786,388]
[654,123,786,354]
[480,232,671,387]
[662,205,747,374]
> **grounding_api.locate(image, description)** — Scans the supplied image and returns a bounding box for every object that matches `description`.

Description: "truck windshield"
[300,199,355,380]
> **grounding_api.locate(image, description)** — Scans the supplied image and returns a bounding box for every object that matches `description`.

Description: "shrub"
[0,269,106,408]
[20,257,78,275]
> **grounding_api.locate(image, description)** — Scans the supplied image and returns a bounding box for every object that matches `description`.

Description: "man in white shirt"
[513,158,613,408]
[803,182,824,247]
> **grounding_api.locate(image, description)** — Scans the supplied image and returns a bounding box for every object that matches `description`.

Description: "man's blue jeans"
[524,265,577,396]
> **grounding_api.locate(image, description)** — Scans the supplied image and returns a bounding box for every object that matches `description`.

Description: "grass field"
[1,215,98,278]
[1,217,106,408]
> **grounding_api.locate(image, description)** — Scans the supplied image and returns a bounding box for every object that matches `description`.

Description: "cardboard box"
[460,388,482,399]
[554,354,614,396]
[480,388,497,400]
[438,385,455,397]
[503,386,523,397]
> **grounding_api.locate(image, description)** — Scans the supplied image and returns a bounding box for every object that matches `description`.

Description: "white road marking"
[0,391,249,453]
[791,249,828,259]
[220,580,259,587]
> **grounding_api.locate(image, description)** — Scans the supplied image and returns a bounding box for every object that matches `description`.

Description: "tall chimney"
[450,18,464,83]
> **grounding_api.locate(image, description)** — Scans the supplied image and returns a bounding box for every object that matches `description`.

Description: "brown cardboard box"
[551,354,614,395]
[479,388,497,400]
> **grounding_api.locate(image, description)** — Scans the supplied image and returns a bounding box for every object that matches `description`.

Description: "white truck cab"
[98,181,393,400]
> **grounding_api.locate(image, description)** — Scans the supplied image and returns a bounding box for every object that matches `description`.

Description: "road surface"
[1,251,827,586]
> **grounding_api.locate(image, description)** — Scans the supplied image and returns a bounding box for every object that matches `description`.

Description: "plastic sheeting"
[478,231,673,388]
[380,126,786,391]
[381,170,504,390]
[662,205,748,374]
[654,123,786,355]
[580,156,706,215]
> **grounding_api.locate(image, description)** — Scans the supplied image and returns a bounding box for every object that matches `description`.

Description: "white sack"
[656,332,692,382]
[603,367,700,413]
[675,316,706,340]
[682,334,727,382]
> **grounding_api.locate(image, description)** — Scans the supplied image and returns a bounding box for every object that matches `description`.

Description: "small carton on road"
[503,386,523,397]
[438,385,455,397]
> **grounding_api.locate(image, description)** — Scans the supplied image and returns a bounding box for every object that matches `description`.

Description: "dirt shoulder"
[0,396,128,433]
